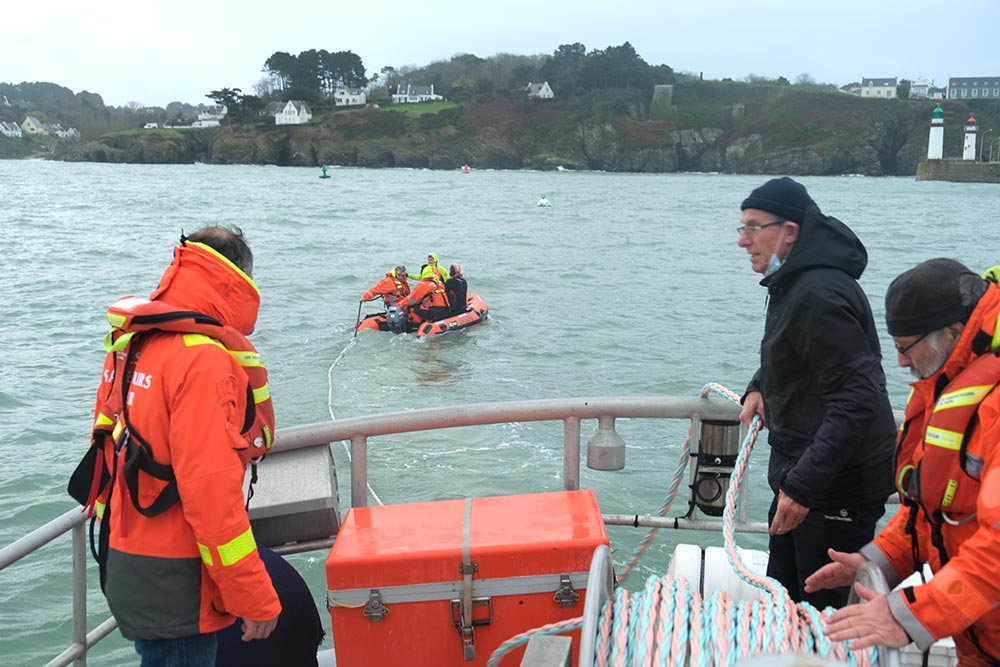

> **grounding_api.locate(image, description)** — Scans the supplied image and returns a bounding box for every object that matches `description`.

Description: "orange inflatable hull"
[325,490,609,666]
[355,293,488,337]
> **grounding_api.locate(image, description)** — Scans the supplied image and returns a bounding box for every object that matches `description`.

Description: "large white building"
[948,77,1000,100]
[333,87,367,107]
[859,77,897,98]
[274,100,313,125]
[392,84,442,104]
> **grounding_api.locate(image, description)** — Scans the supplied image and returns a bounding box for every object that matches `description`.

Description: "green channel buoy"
[319,165,331,179]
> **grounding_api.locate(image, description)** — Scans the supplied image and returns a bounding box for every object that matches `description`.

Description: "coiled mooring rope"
[487,383,879,667]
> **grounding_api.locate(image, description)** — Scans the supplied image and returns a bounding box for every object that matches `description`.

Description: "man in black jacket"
[737,177,896,609]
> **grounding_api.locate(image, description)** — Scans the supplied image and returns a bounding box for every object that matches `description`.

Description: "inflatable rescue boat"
[356,293,488,337]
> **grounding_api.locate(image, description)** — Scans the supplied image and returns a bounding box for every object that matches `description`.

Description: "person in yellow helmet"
[409,253,450,283]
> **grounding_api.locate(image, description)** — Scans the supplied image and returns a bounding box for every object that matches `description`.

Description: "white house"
[192,105,227,128]
[909,78,947,100]
[274,100,313,125]
[525,81,555,99]
[392,84,443,104]
[50,124,80,139]
[0,121,22,138]
[333,87,367,107]
[859,77,897,98]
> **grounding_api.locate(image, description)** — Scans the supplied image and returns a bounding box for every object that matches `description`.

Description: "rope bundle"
[487,383,879,666]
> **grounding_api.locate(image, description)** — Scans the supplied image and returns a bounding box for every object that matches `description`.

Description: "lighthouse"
[927,106,944,159]
[963,115,978,160]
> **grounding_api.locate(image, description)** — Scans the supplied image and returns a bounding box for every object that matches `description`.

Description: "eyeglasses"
[736,220,785,236]
[894,332,929,356]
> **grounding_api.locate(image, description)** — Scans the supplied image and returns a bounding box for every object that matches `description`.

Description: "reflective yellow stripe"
[942,479,959,507]
[182,333,226,349]
[263,425,272,448]
[925,426,963,450]
[106,312,126,328]
[112,419,124,440]
[993,310,1000,352]
[933,385,992,412]
[230,350,262,367]
[94,413,114,428]
[198,543,214,566]
[95,501,106,520]
[186,241,259,298]
[104,330,135,353]
[217,527,256,566]
[252,383,270,404]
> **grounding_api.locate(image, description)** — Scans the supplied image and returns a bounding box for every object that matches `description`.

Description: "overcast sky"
[5,0,997,108]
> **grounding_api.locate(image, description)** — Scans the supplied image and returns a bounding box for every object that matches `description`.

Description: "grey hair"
[185,225,254,277]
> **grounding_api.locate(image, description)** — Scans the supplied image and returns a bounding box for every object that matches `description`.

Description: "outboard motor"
[385,305,408,334]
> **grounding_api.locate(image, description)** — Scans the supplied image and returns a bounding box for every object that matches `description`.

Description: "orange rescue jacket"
[84,241,281,640]
[401,276,449,312]
[866,285,1000,664]
[362,272,410,305]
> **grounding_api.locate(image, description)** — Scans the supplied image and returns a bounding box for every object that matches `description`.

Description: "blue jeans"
[134,633,217,667]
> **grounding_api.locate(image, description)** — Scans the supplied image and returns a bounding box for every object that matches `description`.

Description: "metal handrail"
[1,394,743,666]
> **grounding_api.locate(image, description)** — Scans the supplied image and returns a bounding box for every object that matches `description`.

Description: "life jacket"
[386,274,409,303]
[409,277,450,311]
[71,296,274,522]
[898,351,1000,524]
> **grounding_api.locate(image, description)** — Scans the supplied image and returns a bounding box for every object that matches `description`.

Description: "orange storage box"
[325,489,609,666]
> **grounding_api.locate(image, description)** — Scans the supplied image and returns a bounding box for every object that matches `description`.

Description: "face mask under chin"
[764,225,788,277]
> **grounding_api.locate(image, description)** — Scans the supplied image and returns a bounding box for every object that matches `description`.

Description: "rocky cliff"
[55,82,999,176]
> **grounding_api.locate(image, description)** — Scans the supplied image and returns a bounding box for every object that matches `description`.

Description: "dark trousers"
[766,496,886,610]
[415,305,450,322]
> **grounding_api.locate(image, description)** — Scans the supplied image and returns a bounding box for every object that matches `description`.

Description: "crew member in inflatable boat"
[409,252,450,283]
[399,274,451,323]
[809,259,1000,667]
[361,265,410,306]
[445,263,468,314]
[69,226,280,665]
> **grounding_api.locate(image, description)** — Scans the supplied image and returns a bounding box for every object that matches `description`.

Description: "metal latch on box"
[554,574,580,608]
[451,596,493,660]
[363,589,389,622]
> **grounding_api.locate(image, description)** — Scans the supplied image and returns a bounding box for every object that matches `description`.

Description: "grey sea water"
[1,161,998,665]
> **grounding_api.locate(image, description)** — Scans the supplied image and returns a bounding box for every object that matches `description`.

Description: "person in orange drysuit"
[78,226,281,666]
[807,259,1000,666]
[399,274,451,323]
[361,265,410,307]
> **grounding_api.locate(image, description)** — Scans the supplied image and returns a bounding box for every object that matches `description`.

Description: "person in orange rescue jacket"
[806,259,1000,666]
[84,226,280,666]
[361,265,409,306]
[399,274,451,323]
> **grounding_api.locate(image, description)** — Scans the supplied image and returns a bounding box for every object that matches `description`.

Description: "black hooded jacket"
[746,204,895,508]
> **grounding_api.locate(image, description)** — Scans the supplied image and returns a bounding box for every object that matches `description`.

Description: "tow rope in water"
[327,336,384,506]
[486,383,878,666]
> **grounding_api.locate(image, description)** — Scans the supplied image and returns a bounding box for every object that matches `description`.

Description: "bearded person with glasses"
[736,177,896,610]
[808,260,1000,666]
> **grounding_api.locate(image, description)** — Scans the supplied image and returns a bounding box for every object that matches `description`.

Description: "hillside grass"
[387,101,458,117]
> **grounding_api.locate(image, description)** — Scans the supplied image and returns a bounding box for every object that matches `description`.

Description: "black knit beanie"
[885,258,988,336]
[740,177,816,224]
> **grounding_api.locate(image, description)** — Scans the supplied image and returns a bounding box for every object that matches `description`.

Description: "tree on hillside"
[207,88,241,126]
[540,43,587,92]
[898,79,911,99]
[261,49,368,98]
[263,51,298,90]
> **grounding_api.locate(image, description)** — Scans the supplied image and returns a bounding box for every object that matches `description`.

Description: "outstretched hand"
[823,582,909,650]
[804,548,865,593]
